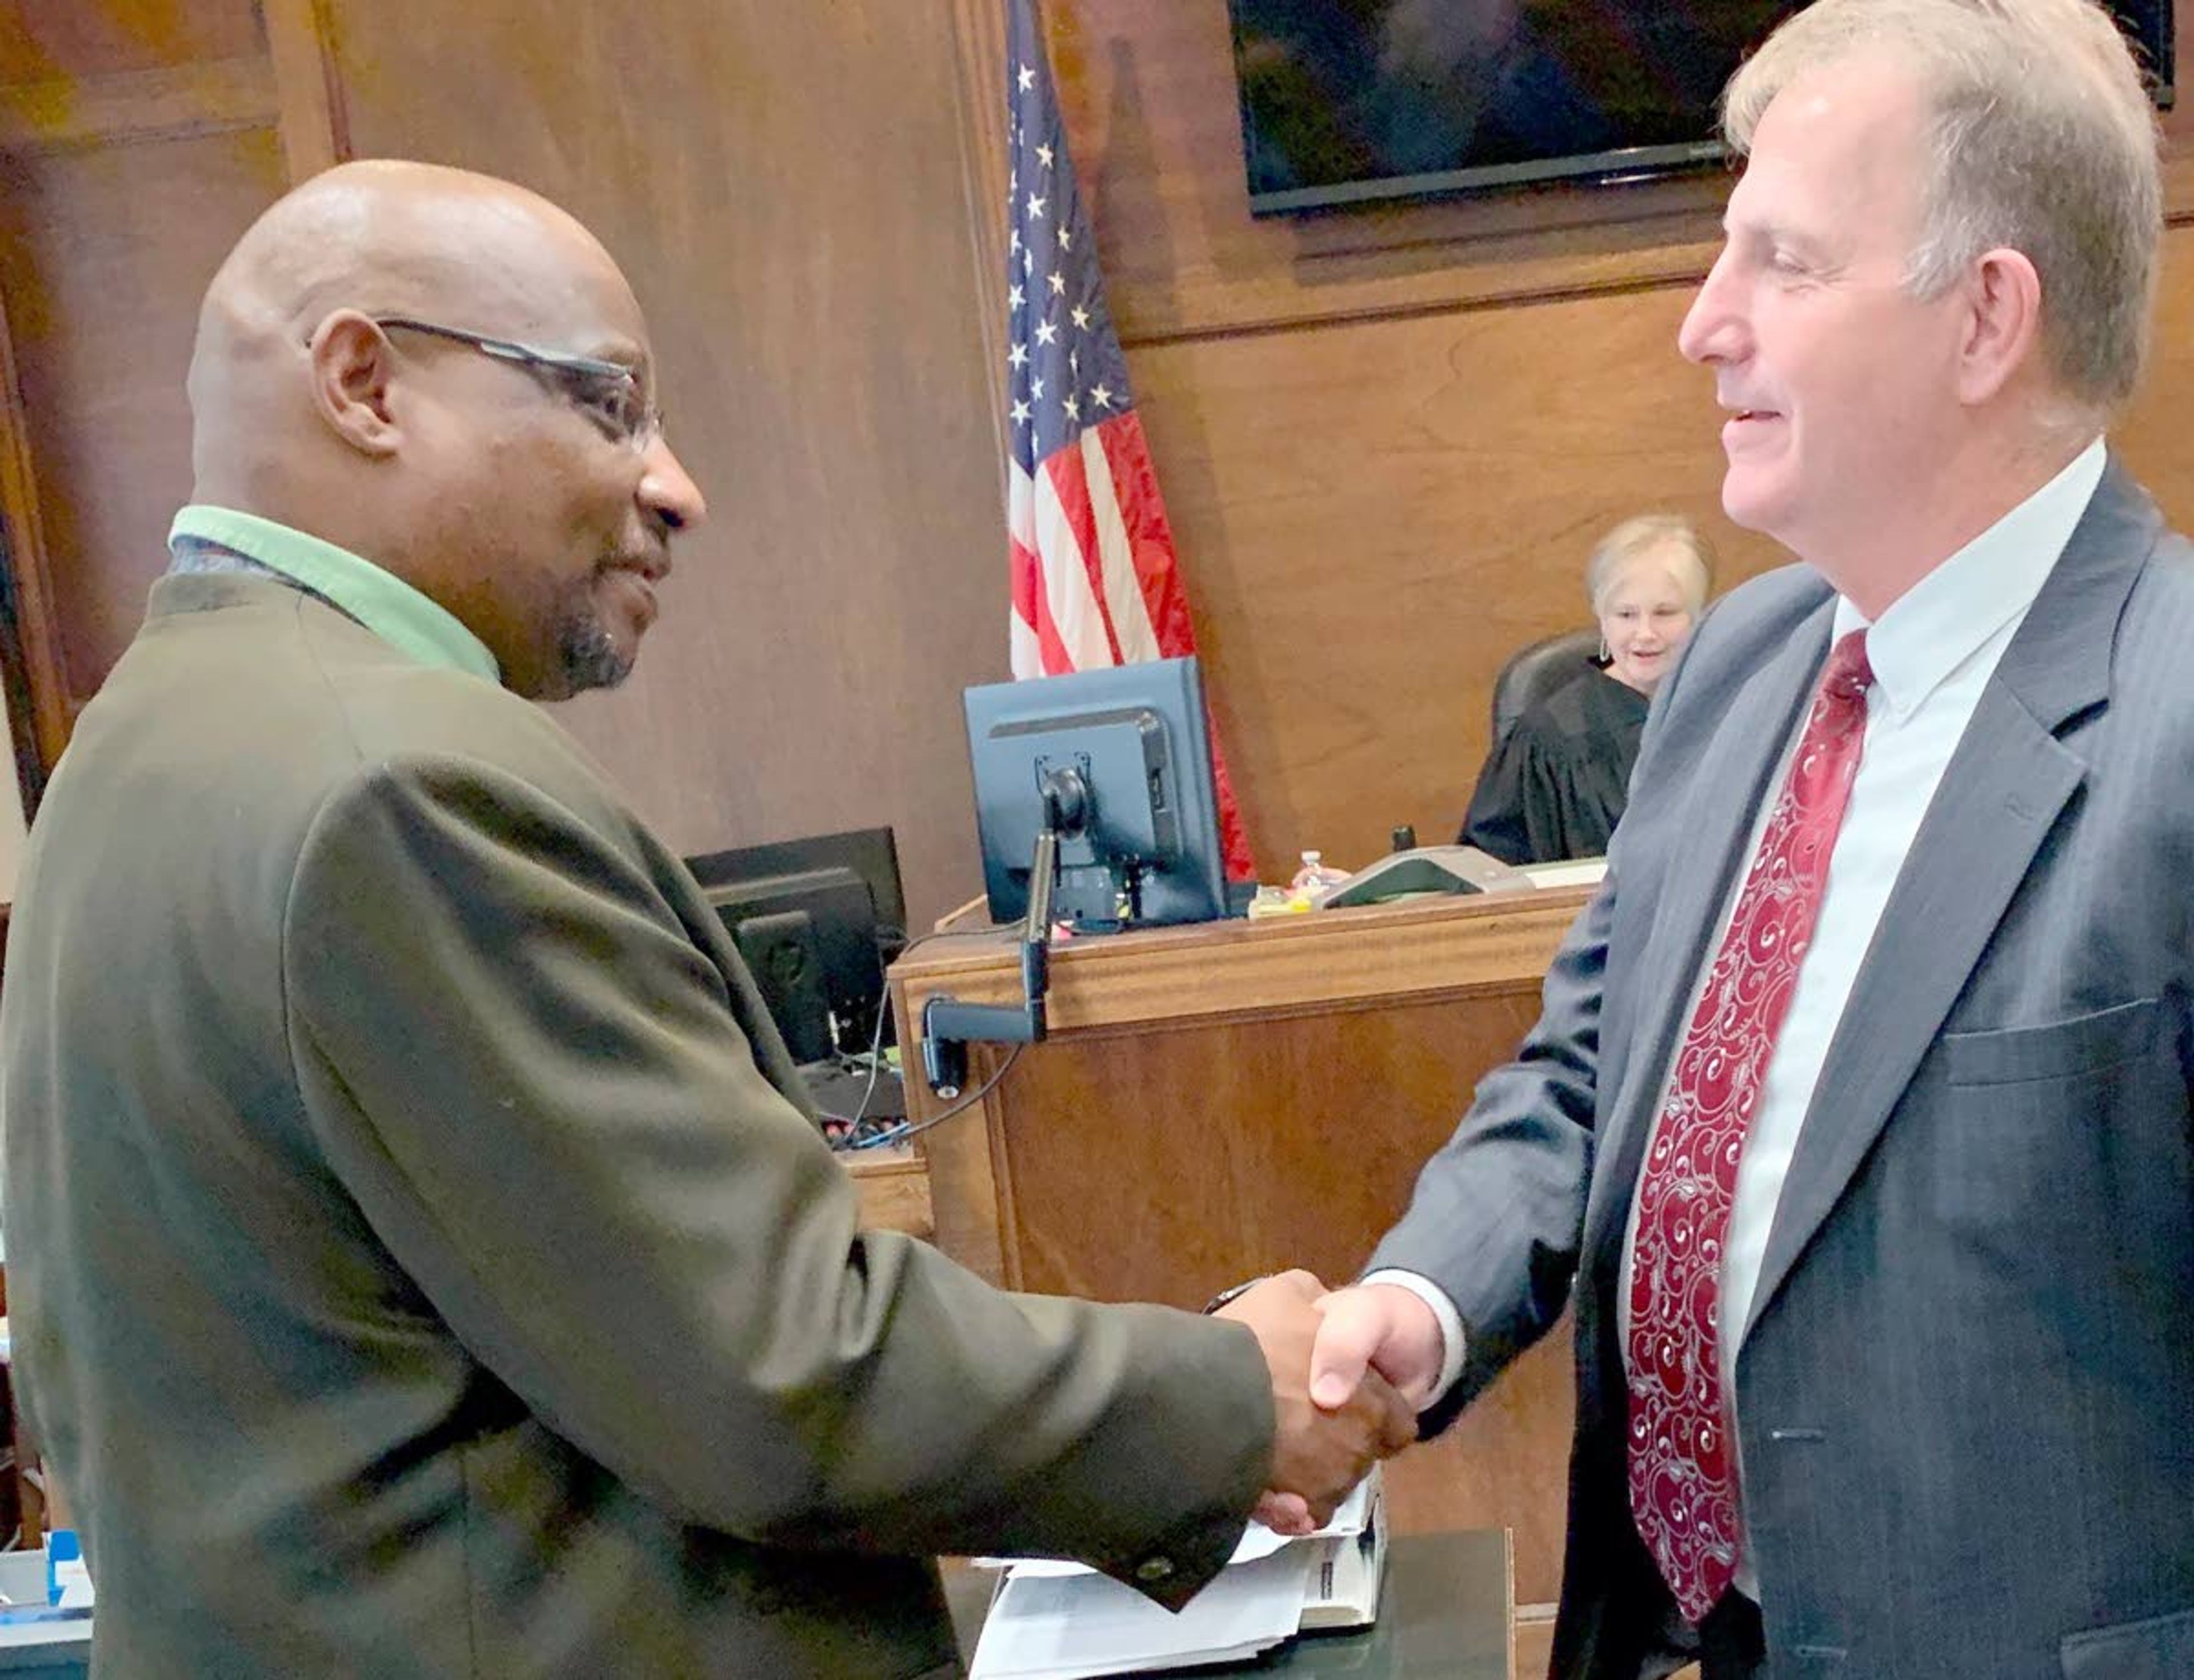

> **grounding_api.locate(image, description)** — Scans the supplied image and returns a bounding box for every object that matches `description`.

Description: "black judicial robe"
[1459,665,1648,865]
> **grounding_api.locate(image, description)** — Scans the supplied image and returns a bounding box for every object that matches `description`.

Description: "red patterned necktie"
[1625,628,1874,1622]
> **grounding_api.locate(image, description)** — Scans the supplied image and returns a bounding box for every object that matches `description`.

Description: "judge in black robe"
[1460,514,1715,864]
[1461,663,1648,864]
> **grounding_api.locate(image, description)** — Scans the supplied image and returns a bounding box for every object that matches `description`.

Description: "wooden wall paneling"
[0,53,274,151]
[0,1,305,817]
[0,288,62,799]
[0,1,263,85]
[946,0,1009,471]
[259,0,344,181]
[2101,226,2194,507]
[0,127,289,743]
[328,0,1013,929]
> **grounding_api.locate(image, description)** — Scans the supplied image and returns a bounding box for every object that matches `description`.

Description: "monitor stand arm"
[920,776,1079,1098]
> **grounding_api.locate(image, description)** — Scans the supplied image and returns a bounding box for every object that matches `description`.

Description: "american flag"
[1003,0,1255,880]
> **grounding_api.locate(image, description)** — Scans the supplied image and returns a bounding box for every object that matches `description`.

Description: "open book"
[967,1469,1387,1680]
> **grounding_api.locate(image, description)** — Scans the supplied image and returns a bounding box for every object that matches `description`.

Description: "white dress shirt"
[1376,437,2107,1600]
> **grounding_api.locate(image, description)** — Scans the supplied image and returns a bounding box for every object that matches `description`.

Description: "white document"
[968,1469,1387,1680]
[1518,857,1609,889]
[969,1547,1311,1679]
[973,1469,1379,1579]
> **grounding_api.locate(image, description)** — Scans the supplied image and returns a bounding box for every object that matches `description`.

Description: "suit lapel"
[1580,595,1837,1273]
[1741,458,2160,1340]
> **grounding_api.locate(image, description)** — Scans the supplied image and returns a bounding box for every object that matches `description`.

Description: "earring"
[1598,636,1610,663]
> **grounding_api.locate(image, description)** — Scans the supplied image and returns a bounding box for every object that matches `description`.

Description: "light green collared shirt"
[167,504,499,684]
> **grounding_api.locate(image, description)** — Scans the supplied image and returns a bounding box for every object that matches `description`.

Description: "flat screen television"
[1227,1,2175,214]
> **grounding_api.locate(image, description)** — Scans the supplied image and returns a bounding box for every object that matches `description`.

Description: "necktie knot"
[1823,629,1873,704]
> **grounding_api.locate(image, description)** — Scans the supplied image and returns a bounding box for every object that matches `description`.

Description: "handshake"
[1214,1270,1450,1537]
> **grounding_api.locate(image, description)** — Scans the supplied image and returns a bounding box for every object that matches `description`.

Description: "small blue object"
[45,1532,80,1607]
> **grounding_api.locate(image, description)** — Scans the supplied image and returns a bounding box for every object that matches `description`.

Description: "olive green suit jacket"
[1,574,1271,1678]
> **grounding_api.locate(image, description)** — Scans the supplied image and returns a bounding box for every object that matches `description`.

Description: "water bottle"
[1288,849,1351,904]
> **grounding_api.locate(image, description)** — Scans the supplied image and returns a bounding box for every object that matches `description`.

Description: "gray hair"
[1585,515,1716,615]
[1723,0,2162,412]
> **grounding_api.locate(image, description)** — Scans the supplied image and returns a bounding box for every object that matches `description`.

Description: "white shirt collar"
[1831,436,2108,719]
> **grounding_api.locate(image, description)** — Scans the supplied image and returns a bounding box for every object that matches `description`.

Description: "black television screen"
[1228,1,2174,214]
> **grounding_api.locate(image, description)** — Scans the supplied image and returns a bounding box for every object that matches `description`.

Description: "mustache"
[600,545,671,582]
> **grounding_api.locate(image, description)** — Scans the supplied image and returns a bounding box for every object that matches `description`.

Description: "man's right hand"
[1307,1281,1446,1409]
[1216,1270,1418,1532]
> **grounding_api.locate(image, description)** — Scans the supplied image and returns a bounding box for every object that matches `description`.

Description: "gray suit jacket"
[1371,460,2194,1678]
[0,573,1273,1678]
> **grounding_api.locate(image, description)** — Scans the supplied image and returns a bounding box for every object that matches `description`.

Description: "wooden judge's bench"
[886,887,1592,1610]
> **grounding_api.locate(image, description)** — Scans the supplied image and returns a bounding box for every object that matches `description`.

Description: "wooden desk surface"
[890,887,1593,1028]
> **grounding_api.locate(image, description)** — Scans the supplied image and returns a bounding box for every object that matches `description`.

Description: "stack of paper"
[968,1470,1387,1679]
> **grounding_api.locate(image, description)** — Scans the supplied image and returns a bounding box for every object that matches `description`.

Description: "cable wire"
[846,1043,1026,1149]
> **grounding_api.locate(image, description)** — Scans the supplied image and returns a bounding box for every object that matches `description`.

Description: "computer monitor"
[684,827,906,1064]
[963,656,1231,931]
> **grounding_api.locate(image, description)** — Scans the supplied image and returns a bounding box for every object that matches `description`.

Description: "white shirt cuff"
[1358,1268,1468,1409]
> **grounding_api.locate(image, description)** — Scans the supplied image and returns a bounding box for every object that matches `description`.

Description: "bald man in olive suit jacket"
[0,162,1401,1680]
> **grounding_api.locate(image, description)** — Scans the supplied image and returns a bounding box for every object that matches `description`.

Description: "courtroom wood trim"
[905,1047,1013,1291]
[1111,179,2194,351]
[847,1148,936,1244]
[891,888,1592,1030]
[946,0,1011,483]
[262,0,349,181]
[0,294,65,815]
[0,57,278,154]
[888,890,1591,1294]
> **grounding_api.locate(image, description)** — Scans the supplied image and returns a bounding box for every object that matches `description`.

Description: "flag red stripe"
[1011,534,1075,677]
[1038,442,1124,665]
[1095,413,1196,657]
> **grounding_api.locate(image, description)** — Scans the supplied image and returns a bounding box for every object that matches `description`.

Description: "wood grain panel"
[0,0,261,85]
[0,287,63,792]
[982,1004,1578,1603]
[330,0,1009,931]
[259,0,342,180]
[2104,231,2194,511]
[0,127,286,735]
[0,55,275,151]
[898,889,1591,1023]
[848,1149,935,1245]
[987,993,1542,1304]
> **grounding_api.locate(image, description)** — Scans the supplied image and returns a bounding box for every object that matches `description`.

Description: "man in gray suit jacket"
[0,162,1410,1677]
[1292,1,2194,1675]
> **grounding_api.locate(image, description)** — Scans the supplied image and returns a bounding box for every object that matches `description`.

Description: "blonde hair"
[1723,0,2161,411]
[1585,515,1716,616]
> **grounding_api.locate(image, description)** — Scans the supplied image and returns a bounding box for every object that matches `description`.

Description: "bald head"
[184,159,706,699]
[189,161,639,494]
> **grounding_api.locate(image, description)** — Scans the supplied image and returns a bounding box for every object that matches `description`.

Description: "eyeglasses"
[371,315,663,447]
